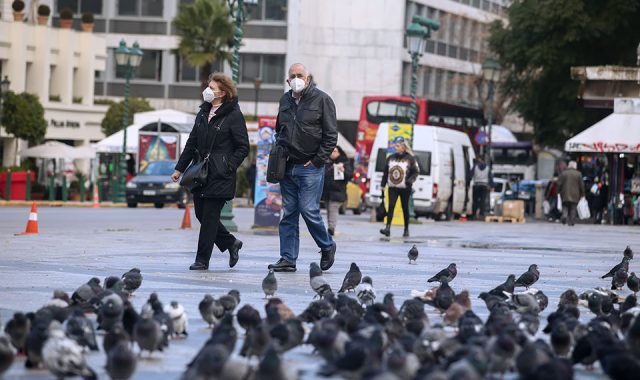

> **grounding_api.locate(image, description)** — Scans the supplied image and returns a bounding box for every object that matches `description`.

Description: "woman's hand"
[171,170,181,182]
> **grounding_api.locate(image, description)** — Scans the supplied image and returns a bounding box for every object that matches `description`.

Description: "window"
[115,50,162,81]
[248,0,286,21]
[375,148,387,172]
[366,101,415,124]
[118,0,163,17]
[56,0,102,15]
[175,56,222,82]
[239,54,284,84]
[414,151,431,176]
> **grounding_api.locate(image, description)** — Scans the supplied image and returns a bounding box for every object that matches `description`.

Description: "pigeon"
[71,277,103,308]
[612,268,629,290]
[432,280,456,312]
[408,245,419,264]
[0,336,14,377]
[105,342,137,380]
[559,289,579,307]
[338,262,362,293]
[133,316,164,357]
[256,346,297,380]
[219,290,240,316]
[182,343,230,380]
[627,272,639,295]
[511,292,540,314]
[427,263,457,283]
[42,321,97,380]
[486,333,517,377]
[550,321,573,358]
[103,323,130,354]
[310,262,333,298]
[150,298,173,348]
[236,304,261,334]
[104,276,124,292]
[122,301,140,338]
[262,270,278,298]
[624,246,634,260]
[355,276,376,306]
[266,298,295,321]
[98,293,125,332]
[515,264,540,289]
[488,274,516,299]
[602,256,631,279]
[44,289,71,308]
[164,301,188,337]
[65,308,99,351]
[198,295,224,329]
[122,268,143,296]
[386,344,421,380]
[187,314,238,372]
[4,312,30,353]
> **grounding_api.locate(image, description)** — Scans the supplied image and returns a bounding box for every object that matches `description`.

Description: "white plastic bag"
[577,197,590,220]
[542,200,551,215]
[556,194,562,212]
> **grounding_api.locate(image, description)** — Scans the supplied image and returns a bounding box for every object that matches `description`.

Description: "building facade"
[0,3,107,167]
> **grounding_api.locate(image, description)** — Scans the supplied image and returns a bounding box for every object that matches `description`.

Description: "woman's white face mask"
[202,87,215,103]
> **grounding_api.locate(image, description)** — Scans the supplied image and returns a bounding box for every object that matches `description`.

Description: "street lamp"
[253,77,262,119]
[406,21,428,124]
[0,76,10,126]
[481,56,502,178]
[113,39,143,203]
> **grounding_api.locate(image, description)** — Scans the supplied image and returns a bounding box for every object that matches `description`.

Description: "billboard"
[253,117,282,227]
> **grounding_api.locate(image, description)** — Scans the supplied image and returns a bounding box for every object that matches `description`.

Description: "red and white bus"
[354,96,485,194]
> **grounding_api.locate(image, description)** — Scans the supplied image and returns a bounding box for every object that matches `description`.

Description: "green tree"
[488,0,640,147]
[100,97,154,136]
[3,92,47,144]
[173,0,234,88]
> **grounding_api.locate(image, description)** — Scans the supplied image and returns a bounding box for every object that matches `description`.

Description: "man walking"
[268,63,338,272]
[472,157,490,219]
[558,160,585,226]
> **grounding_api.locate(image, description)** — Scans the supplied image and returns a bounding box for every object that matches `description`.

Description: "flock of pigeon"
[1,245,640,379]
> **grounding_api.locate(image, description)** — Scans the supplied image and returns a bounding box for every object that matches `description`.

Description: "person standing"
[171,73,249,270]
[379,137,418,238]
[472,157,490,219]
[322,146,353,236]
[557,160,585,226]
[268,63,338,273]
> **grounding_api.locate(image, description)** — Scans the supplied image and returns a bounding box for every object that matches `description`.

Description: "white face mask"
[202,87,215,103]
[290,77,306,93]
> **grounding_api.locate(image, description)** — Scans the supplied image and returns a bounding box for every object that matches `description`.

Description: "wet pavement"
[0,206,637,379]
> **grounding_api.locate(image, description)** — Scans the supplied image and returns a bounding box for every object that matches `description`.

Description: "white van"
[365,123,475,220]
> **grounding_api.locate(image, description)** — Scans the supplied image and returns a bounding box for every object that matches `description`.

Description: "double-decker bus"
[354,96,485,194]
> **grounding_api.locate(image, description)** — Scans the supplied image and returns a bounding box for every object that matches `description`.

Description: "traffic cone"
[92,184,100,208]
[458,213,468,222]
[181,203,192,229]
[21,202,39,234]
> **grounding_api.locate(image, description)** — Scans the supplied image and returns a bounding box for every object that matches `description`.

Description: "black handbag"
[180,117,226,191]
[266,143,288,184]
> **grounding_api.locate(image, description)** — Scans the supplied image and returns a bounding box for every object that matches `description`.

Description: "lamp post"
[254,77,262,119]
[0,76,10,128]
[481,57,502,179]
[406,15,439,124]
[113,39,143,203]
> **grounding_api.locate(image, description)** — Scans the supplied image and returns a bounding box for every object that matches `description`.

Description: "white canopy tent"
[19,141,96,159]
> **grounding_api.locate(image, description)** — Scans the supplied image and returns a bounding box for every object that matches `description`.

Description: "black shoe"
[268,258,296,272]
[228,239,242,268]
[328,228,334,236]
[189,262,208,270]
[379,226,390,237]
[403,228,410,238]
[320,242,336,271]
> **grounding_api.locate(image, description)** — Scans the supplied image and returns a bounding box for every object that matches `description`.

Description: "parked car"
[125,161,190,208]
[490,177,511,213]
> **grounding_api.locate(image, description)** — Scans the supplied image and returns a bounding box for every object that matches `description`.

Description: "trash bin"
[0,171,35,200]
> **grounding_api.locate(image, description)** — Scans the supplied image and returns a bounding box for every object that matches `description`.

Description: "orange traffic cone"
[92,184,100,208]
[458,213,468,222]
[20,202,39,234]
[181,203,192,229]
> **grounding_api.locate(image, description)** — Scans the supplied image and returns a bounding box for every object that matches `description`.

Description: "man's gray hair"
[568,160,577,169]
[288,63,309,76]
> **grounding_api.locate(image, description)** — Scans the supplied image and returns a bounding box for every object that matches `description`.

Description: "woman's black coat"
[175,98,249,200]
[322,152,353,203]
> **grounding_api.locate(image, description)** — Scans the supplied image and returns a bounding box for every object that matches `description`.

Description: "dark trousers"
[193,196,236,265]
[387,187,411,229]
[563,201,577,226]
[472,185,488,218]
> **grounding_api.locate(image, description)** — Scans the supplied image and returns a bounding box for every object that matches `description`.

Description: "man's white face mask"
[290,77,306,93]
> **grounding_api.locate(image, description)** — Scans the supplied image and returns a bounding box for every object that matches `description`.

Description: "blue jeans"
[279,163,333,263]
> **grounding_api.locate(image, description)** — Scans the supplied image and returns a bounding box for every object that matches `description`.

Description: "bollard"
[98,181,104,202]
[78,174,85,202]
[4,169,10,201]
[25,170,31,201]
[62,176,68,201]
[49,176,55,201]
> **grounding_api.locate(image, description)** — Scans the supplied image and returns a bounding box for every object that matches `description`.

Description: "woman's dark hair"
[207,72,237,103]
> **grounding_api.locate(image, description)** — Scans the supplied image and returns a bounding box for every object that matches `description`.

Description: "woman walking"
[171,73,249,270]
[379,137,418,238]
[322,146,353,236]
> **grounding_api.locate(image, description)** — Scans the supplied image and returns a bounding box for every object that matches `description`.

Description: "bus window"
[366,101,415,124]
[413,150,432,176]
[375,148,388,172]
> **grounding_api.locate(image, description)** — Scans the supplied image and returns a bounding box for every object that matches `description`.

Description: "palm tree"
[173,0,234,89]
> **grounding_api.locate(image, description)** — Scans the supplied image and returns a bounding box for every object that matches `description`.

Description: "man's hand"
[304,161,313,167]
[171,170,181,182]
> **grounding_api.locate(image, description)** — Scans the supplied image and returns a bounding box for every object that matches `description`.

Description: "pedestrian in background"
[471,156,490,219]
[268,63,338,273]
[322,146,353,236]
[379,137,418,238]
[246,158,256,206]
[557,160,585,226]
[172,73,249,270]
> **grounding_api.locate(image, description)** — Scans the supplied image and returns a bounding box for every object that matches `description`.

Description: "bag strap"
[203,116,227,161]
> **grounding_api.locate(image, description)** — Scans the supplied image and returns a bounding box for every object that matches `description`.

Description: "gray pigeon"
[511,292,540,315]
[106,342,137,380]
[99,293,125,332]
[408,245,419,264]
[627,272,640,295]
[122,268,143,296]
[198,294,224,329]
[182,343,230,380]
[515,264,540,289]
[42,321,97,380]
[103,323,130,354]
[133,316,164,357]
[262,270,278,298]
[338,262,362,293]
[612,268,629,290]
[65,309,99,351]
[427,263,457,283]
[164,301,188,337]
[602,256,631,279]
[0,335,14,377]
[4,312,30,353]
[355,276,376,306]
[488,274,516,299]
[309,262,333,298]
[71,277,102,307]
[624,246,634,260]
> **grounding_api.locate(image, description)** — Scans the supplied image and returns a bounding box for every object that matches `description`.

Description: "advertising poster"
[253,116,282,227]
[386,123,413,226]
[138,133,178,172]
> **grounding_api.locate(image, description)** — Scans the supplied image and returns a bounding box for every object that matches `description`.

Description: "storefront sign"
[50,119,80,128]
[254,116,282,227]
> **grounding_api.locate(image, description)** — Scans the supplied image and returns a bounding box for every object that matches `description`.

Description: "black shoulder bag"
[180,116,226,191]
[266,127,288,184]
